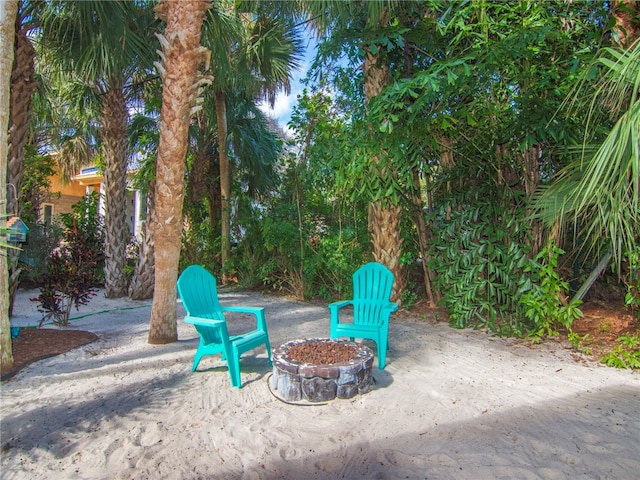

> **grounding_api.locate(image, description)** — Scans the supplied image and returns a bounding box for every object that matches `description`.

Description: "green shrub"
[601,334,640,369]
[33,193,104,326]
[521,240,583,341]
[20,220,64,285]
[310,229,368,300]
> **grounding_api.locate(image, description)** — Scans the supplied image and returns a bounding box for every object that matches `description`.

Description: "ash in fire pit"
[272,338,374,402]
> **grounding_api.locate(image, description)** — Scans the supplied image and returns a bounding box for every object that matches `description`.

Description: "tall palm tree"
[128,112,159,300]
[7,0,40,217]
[148,0,211,344]
[5,0,42,317]
[202,3,303,282]
[40,1,158,298]
[184,89,281,267]
[304,0,406,301]
[1,0,19,376]
[362,9,405,302]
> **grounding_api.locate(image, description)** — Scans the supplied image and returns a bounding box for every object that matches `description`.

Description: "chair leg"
[377,335,388,370]
[265,339,273,366]
[227,351,242,388]
[192,348,204,372]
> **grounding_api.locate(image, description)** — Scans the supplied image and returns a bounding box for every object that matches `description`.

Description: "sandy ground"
[1,287,639,480]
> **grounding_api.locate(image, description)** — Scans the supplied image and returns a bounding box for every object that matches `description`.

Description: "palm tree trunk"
[612,0,640,48]
[1,0,19,376]
[129,180,155,300]
[370,201,404,293]
[7,6,37,317]
[187,139,209,204]
[101,85,130,298]
[207,157,221,244]
[129,219,155,300]
[523,144,544,254]
[215,90,231,283]
[148,0,210,344]
[363,47,405,303]
[8,9,37,216]
[189,139,221,247]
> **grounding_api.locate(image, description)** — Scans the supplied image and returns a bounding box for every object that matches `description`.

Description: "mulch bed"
[1,328,97,382]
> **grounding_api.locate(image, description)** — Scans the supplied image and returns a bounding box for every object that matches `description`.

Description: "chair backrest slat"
[177,265,226,321]
[352,262,394,326]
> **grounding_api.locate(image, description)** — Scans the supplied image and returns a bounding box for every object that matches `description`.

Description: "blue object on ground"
[177,265,272,388]
[328,262,399,369]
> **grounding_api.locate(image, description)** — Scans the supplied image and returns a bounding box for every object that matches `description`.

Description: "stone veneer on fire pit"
[271,338,374,402]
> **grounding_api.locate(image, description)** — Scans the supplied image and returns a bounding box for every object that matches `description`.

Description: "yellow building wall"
[49,172,90,197]
[42,171,100,218]
[42,165,139,238]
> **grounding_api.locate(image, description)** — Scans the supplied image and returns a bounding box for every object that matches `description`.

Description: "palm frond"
[244,15,304,106]
[532,40,640,273]
[591,42,640,120]
[56,136,95,183]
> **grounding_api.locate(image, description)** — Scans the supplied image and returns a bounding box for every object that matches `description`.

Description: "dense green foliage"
[601,334,640,369]
[521,241,584,339]
[16,1,638,345]
[227,89,371,299]
[624,247,640,319]
[428,184,532,333]
[184,0,636,338]
[292,0,630,336]
[533,41,640,273]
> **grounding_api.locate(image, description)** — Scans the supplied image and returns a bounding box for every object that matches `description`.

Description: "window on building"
[42,204,53,226]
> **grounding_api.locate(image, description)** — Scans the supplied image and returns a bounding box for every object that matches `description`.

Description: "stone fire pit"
[271,338,374,402]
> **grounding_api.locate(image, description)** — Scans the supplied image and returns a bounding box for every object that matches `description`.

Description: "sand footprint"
[102,437,134,470]
[279,446,297,460]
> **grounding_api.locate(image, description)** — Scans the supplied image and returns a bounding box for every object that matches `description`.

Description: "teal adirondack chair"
[177,265,271,388]
[329,262,399,369]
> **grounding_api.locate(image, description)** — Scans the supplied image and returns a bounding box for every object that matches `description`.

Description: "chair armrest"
[384,302,399,313]
[328,300,352,312]
[221,306,268,331]
[183,315,226,327]
[328,300,353,327]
